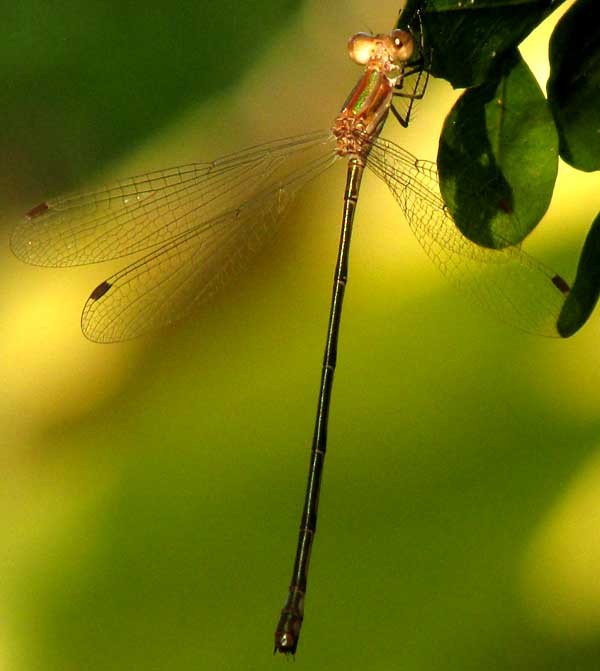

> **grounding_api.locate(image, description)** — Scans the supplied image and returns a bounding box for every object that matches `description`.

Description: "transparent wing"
[80,133,339,342]
[11,131,334,267]
[367,136,570,337]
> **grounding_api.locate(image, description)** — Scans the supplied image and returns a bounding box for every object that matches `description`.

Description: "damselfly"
[11,25,569,655]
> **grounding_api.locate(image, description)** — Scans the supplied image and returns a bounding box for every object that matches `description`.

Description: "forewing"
[12,131,333,267]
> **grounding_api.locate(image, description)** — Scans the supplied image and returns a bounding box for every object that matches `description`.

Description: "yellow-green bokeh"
[2,1,600,669]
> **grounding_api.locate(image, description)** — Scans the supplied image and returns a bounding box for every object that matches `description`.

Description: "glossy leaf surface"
[437,50,558,249]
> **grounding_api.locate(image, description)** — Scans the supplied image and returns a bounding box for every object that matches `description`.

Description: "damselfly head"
[347,29,414,68]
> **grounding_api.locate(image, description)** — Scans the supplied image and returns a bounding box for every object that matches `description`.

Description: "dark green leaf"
[547,0,600,171]
[557,212,600,337]
[437,50,558,248]
[399,0,565,87]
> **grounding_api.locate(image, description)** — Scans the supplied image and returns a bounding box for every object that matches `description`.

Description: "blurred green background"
[2,1,600,669]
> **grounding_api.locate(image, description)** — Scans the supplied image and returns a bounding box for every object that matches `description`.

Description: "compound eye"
[389,29,414,62]
[348,32,375,65]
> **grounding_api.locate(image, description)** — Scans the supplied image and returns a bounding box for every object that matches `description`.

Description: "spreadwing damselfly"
[11,24,570,655]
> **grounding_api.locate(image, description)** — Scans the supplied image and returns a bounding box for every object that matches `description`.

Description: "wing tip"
[89,280,112,301]
[552,274,570,295]
[26,202,50,219]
